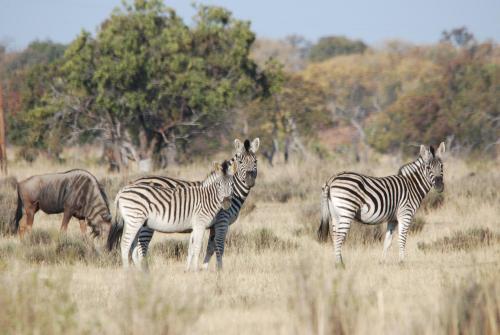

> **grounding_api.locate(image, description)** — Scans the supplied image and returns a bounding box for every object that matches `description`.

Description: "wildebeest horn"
[102,213,112,221]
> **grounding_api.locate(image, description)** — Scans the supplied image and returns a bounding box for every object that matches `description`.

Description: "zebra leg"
[213,223,229,271]
[397,216,412,263]
[134,227,154,272]
[186,225,205,272]
[120,219,143,268]
[381,221,397,262]
[186,231,195,271]
[201,227,216,270]
[334,216,352,267]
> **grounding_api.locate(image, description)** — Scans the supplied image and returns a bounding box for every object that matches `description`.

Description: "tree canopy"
[7,0,272,168]
[308,35,367,62]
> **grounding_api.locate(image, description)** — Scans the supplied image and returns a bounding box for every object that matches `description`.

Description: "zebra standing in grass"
[129,138,259,270]
[108,160,236,271]
[318,143,445,265]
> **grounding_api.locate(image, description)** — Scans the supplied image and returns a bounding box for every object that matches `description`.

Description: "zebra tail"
[317,184,331,243]
[106,198,124,251]
[10,187,23,234]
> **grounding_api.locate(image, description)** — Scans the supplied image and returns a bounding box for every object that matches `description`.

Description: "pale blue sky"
[1,0,499,50]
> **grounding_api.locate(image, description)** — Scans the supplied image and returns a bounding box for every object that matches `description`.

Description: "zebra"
[108,160,236,271]
[128,138,260,270]
[318,143,445,266]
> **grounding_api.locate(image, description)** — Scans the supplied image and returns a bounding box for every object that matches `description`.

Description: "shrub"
[418,228,500,252]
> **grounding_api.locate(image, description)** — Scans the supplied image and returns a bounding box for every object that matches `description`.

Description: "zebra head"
[420,142,446,193]
[215,160,236,210]
[233,138,260,188]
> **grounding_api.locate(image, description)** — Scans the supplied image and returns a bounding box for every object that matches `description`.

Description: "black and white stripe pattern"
[115,161,235,271]
[131,138,259,270]
[318,143,445,265]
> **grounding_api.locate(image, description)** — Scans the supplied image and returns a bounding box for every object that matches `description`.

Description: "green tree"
[17,0,270,169]
[367,42,499,155]
[309,35,367,62]
[244,61,330,165]
[2,41,66,161]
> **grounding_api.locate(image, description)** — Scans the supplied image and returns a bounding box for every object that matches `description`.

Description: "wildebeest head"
[86,181,113,239]
[87,212,112,239]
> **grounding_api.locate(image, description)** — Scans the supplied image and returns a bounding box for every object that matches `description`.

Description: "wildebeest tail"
[317,184,331,242]
[107,198,124,251]
[10,188,23,234]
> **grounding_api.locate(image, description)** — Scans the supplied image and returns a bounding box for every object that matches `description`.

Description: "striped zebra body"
[319,143,445,265]
[113,161,235,271]
[131,138,259,270]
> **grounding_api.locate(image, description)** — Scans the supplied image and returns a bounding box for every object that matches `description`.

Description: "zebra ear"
[420,145,432,163]
[250,138,260,153]
[234,139,244,154]
[435,142,446,159]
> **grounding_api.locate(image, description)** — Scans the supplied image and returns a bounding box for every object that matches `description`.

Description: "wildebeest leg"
[23,202,38,236]
[18,199,35,237]
[79,220,87,235]
[60,209,72,233]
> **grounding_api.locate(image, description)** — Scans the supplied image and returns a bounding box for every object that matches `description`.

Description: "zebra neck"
[200,184,223,214]
[202,170,219,187]
[400,157,432,202]
[233,174,250,201]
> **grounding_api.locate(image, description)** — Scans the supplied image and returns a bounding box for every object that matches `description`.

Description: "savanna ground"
[0,149,498,335]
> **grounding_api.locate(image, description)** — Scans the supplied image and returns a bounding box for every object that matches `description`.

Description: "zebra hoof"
[201,263,209,271]
[335,261,346,270]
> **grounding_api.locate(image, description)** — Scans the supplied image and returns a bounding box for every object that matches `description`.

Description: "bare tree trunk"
[0,85,7,175]
[263,134,279,166]
[137,129,157,172]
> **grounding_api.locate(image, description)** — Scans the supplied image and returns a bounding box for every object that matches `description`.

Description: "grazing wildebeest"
[12,169,112,238]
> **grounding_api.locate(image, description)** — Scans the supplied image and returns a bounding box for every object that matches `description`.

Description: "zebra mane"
[397,157,424,176]
[201,167,223,187]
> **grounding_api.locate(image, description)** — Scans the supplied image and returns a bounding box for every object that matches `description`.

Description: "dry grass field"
[0,151,498,335]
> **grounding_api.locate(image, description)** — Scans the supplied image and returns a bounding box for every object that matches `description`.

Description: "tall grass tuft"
[111,272,204,334]
[0,268,77,334]
[226,227,297,253]
[0,177,18,235]
[13,229,119,266]
[418,227,500,252]
[440,277,499,335]
[151,239,188,261]
[288,251,370,335]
